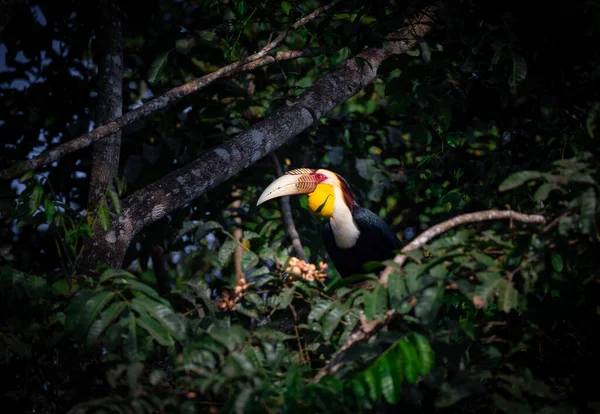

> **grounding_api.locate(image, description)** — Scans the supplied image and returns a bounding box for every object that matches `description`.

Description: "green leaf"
[352,377,372,409]
[379,351,402,404]
[498,171,543,192]
[278,286,295,309]
[322,303,348,340]
[99,268,138,283]
[135,311,175,346]
[497,280,519,313]
[218,239,239,266]
[550,252,564,273]
[364,284,387,321]
[124,316,138,361]
[97,204,110,231]
[414,284,443,325]
[398,338,419,384]
[29,184,44,214]
[363,368,381,401]
[579,188,597,234]
[411,333,435,375]
[241,251,259,272]
[281,1,291,15]
[116,278,163,300]
[78,290,116,336]
[87,300,127,344]
[44,198,56,222]
[472,252,498,269]
[586,102,600,138]
[148,50,170,84]
[131,296,185,340]
[533,182,554,201]
[107,189,121,214]
[388,271,409,311]
[51,279,70,296]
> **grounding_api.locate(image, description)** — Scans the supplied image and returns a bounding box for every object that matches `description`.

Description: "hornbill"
[257,168,402,278]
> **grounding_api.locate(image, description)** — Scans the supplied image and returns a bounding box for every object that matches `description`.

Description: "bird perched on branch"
[257,168,402,278]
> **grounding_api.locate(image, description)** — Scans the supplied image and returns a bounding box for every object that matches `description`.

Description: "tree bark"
[79,0,123,272]
[79,5,438,270]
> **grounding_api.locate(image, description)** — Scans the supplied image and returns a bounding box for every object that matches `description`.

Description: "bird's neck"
[329,187,360,248]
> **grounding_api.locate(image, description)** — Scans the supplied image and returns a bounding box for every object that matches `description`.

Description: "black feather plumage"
[323,206,402,278]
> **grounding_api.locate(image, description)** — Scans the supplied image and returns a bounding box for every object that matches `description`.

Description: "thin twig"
[313,209,546,382]
[270,153,308,262]
[231,189,245,284]
[0,0,343,180]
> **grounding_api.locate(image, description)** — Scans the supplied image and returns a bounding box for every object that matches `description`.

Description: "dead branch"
[0,0,342,180]
[270,153,308,262]
[313,209,546,382]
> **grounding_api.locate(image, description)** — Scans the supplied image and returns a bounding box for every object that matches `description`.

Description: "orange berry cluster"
[285,257,328,282]
[218,277,251,311]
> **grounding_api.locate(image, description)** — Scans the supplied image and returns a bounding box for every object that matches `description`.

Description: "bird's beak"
[257,168,319,206]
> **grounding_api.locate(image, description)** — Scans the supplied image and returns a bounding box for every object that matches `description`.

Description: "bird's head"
[256,168,357,218]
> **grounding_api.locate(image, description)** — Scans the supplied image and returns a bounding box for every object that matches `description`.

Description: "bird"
[257,168,402,279]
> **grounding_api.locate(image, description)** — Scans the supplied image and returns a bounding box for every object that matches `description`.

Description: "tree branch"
[0,0,342,180]
[87,0,123,208]
[79,4,437,269]
[379,209,546,286]
[270,153,308,262]
[313,209,546,382]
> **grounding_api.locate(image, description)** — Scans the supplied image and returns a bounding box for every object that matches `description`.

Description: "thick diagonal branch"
[312,209,546,382]
[0,0,342,180]
[79,4,437,270]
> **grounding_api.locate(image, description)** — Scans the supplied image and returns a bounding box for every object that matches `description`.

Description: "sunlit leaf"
[148,50,171,84]
[498,171,543,192]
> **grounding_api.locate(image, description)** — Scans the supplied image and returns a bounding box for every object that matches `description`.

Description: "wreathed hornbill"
[257,168,402,278]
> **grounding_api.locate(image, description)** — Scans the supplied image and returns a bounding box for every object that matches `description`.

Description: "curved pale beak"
[257,169,318,206]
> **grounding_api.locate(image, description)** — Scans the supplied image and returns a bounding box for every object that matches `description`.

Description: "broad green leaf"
[135,311,175,346]
[533,183,554,202]
[25,275,47,298]
[83,290,115,333]
[472,252,498,269]
[322,302,348,340]
[51,279,70,296]
[234,0,247,15]
[194,220,223,240]
[309,300,335,324]
[414,284,443,325]
[148,50,170,84]
[44,198,56,222]
[87,300,127,344]
[241,251,259,272]
[411,333,435,375]
[234,387,253,414]
[209,325,248,351]
[107,189,121,214]
[550,252,563,273]
[29,184,44,214]
[97,204,110,231]
[379,351,402,404]
[498,171,543,192]
[99,268,138,283]
[218,238,239,266]
[131,296,185,340]
[281,1,291,15]
[116,278,162,300]
[352,377,372,409]
[388,271,409,311]
[398,338,419,384]
[124,316,138,361]
[497,280,519,313]
[363,368,381,401]
[364,284,387,321]
[278,286,295,309]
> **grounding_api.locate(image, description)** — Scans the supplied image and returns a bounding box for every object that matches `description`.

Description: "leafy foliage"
[1,0,600,413]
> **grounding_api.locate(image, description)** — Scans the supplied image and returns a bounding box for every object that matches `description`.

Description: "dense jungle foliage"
[1,0,599,412]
